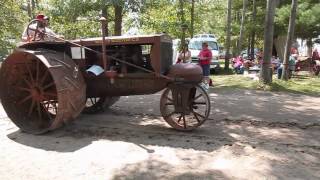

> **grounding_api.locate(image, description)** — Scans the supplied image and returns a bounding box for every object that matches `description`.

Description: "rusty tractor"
[0,18,211,134]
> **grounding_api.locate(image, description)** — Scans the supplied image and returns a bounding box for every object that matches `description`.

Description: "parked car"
[189,34,220,73]
[194,34,217,39]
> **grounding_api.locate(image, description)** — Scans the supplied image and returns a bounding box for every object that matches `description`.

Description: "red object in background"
[36,14,45,20]
[198,48,212,65]
[209,78,213,86]
[290,47,298,55]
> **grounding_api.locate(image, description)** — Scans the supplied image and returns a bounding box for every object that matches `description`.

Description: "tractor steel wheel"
[0,49,86,134]
[160,85,210,131]
[82,96,120,114]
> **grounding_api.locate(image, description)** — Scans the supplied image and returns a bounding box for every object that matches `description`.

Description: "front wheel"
[160,85,211,131]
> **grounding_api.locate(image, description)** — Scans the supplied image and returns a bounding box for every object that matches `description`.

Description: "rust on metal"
[0,49,86,134]
[0,22,210,134]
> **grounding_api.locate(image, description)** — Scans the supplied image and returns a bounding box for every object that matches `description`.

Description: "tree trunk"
[190,0,195,38]
[224,0,232,70]
[260,0,277,84]
[250,0,257,59]
[247,35,251,56]
[31,0,35,18]
[114,4,123,36]
[101,6,109,36]
[179,0,186,50]
[281,0,298,80]
[27,0,32,20]
[306,38,313,57]
[274,35,286,61]
[237,0,248,55]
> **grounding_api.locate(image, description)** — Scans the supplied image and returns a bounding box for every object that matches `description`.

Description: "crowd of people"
[230,47,320,79]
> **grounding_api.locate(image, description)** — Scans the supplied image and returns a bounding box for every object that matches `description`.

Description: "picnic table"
[248,66,260,74]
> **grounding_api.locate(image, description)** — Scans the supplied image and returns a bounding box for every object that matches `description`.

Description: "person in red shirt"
[198,42,212,89]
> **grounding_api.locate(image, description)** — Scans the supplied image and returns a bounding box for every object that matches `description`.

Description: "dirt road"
[0,88,319,180]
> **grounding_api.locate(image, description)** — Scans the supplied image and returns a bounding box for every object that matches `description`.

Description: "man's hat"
[36,14,45,20]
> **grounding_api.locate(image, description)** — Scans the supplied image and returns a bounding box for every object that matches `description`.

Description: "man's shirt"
[198,48,212,65]
[22,23,57,42]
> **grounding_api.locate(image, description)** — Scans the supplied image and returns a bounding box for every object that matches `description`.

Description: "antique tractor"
[0,19,211,134]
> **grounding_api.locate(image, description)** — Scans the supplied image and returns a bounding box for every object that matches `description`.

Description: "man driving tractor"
[21,14,57,42]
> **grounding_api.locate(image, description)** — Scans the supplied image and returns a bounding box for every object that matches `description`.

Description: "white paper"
[71,47,85,59]
[86,65,104,76]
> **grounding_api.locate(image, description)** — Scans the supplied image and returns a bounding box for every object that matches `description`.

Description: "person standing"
[312,48,320,64]
[198,42,212,90]
[176,44,191,63]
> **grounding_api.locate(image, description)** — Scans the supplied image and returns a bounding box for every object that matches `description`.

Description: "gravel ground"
[0,88,319,180]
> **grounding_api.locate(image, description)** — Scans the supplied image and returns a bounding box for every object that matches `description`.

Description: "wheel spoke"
[22,77,32,87]
[52,102,58,113]
[43,106,53,120]
[28,100,35,116]
[18,94,32,105]
[44,101,50,111]
[90,98,95,105]
[37,102,42,121]
[192,111,201,123]
[165,102,174,106]
[177,114,183,123]
[16,86,31,92]
[36,60,40,83]
[43,82,55,90]
[193,111,206,119]
[164,95,173,102]
[24,61,34,83]
[182,115,187,129]
[194,94,203,101]
[193,102,207,105]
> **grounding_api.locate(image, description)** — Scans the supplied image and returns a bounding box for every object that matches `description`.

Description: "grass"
[212,70,320,96]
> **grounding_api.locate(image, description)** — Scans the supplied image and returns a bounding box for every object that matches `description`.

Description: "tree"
[0,0,26,56]
[250,0,257,58]
[260,0,278,84]
[281,0,298,80]
[114,3,123,36]
[178,0,187,49]
[237,0,248,55]
[190,0,195,38]
[224,0,232,70]
[275,0,320,59]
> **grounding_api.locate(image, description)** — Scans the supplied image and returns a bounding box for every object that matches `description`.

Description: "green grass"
[212,70,320,96]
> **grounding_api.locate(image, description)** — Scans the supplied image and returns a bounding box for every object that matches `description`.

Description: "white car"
[188,35,220,73]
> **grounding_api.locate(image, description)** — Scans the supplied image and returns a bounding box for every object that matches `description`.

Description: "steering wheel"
[26,19,46,41]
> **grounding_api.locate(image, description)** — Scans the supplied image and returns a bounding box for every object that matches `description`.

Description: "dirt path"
[0,88,319,180]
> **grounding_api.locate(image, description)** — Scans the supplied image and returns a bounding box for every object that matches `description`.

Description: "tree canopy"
[0,0,319,57]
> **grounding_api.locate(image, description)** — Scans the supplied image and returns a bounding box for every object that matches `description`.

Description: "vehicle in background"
[172,39,180,64]
[194,34,217,39]
[241,48,260,60]
[189,34,220,73]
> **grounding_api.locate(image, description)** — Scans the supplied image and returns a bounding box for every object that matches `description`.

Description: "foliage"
[139,0,226,40]
[0,0,319,58]
[0,0,27,57]
[275,0,320,39]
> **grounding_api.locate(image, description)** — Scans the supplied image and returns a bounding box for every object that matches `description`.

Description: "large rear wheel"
[0,49,86,134]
